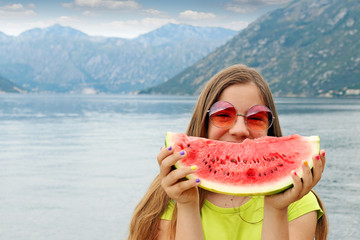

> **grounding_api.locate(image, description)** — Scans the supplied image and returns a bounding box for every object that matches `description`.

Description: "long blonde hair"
[127,64,328,240]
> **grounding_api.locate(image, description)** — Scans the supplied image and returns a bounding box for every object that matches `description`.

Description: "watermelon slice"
[165,132,320,196]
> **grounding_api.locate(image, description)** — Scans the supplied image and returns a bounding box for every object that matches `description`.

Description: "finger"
[288,171,302,202]
[311,153,323,186]
[159,150,186,178]
[157,146,174,166]
[166,178,200,198]
[319,149,326,172]
[299,160,313,196]
[164,165,198,187]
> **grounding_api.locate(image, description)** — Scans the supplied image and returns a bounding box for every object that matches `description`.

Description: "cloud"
[1,3,24,11]
[227,21,249,30]
[62,3,73,8]
[142,8,168,17]
[226,5,256,14]
[0,3,36,18]
[0,18,66,36]
[142,8,161,15]
[63,0,141,10]
[179,10,216,20]
[82,10,99,17]
[55,15,82,25]
[86,17,177,38]
[231,0,291,5]
[226,0,291,13]
[140,17,177,28]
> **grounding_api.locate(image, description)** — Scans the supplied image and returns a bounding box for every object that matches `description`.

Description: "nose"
[228,115,250,138]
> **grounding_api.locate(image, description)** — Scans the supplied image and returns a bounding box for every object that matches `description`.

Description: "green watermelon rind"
[165,132,320,196]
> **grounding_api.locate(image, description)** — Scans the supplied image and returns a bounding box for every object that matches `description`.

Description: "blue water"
[0,94,359,240]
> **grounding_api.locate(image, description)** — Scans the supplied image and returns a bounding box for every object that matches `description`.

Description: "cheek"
[207,123,227,140]
[207,123,269,140]
[252,130,268,139]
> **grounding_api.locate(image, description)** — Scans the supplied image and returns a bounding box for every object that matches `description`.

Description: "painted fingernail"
[322,152,325,157]
[304,161,309,166]
[191,165,197,170]
[179,150,185,155]
[316,155,320,160]
[195,178,201,183]
[168,146,172,151]
[293,171,297,176]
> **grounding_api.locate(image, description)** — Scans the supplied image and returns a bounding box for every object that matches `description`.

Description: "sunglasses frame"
[207,101,275,132]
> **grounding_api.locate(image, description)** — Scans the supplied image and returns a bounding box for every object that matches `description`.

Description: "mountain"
[0,74,23,93]
[0,31,11,41]
[19,24,88,38]
[0,32,23,93]
[0,24,236,93]
[142,0,360,97]
[135,23,237,47]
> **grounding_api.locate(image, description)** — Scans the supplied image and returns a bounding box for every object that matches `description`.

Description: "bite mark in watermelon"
[165,132,320,196]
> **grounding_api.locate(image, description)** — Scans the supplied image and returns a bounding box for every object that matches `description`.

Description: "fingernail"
[191,165,197,170]
[167,146,172,151]
[304,161,309,166]
[293,171,297,176]
[322,152,325,157]
[179,150,185,155]
[316,155,320,160]
[195,178,200,183]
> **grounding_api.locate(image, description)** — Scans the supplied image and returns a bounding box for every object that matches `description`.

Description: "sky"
[0,0,292,39]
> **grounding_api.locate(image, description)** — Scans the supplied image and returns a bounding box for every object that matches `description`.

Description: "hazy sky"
[0,0,291,38]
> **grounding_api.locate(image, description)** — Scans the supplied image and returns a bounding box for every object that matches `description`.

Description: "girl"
[128,64,327,240]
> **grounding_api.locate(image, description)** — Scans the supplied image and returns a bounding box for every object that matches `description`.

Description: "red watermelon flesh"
[165,132,320,196]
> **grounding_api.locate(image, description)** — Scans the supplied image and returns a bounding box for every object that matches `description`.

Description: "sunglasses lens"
[208,102,274,131]
[209,101,236,128]
[246,105,273,131]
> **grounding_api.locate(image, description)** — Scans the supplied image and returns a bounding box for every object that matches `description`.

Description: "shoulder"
[288,191,324,221]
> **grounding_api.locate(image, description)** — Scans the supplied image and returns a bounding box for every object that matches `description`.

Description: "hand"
[157,146,201,205]
[264,150,326,210]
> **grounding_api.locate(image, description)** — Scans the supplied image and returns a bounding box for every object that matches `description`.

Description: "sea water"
[0,94,359,240]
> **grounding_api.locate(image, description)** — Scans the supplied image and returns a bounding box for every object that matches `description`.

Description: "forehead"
[217,83,265,111]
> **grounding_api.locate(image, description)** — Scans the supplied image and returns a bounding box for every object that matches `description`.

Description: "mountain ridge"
[0,23,236,93]
[141,0,360,97]
[0,74,23,93]
[19,24,89,39]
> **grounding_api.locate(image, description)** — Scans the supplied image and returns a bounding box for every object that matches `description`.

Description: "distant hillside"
[0,24,236,93]
[142,0,360,97]
[0,74,23,93]
[0,31,11,41]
